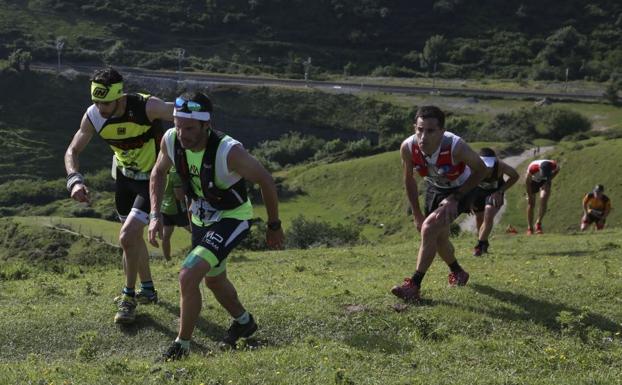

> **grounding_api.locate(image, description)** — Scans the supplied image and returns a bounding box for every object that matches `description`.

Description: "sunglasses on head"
[175,97,203,112]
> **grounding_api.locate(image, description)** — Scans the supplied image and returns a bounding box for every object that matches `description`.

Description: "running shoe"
[535,223,543,234]
[222,314,258,347]
[390,278,421,301]
[136,289,158,305]
[114,294,137,324]
[162,341,189,361]
[473,245,483,257]
[448,270,470,287]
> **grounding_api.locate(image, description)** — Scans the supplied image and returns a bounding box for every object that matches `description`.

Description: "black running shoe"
[162,342,189,361]
[222,314,258,346]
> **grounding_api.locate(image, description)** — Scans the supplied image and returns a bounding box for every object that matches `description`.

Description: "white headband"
[173,109,211,121]
[480,156,497,168]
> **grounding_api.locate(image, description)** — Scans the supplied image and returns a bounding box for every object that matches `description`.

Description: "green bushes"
[285,215,361,249]
[239,216,362,250]
[482,107,591,143]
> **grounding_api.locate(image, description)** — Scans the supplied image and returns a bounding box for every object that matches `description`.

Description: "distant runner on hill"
[581,184,611,231]
[391,106,487,302]
[525,159,559,235]
[64,67,173,324]
[471,148,519,256]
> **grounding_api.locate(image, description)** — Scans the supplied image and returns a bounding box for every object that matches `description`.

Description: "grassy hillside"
[501,137,622,233]
[1,226,620,384]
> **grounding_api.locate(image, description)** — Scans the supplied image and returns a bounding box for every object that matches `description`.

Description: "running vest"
[584,192,610,216]
[173,129,248,210]
[87,93,163,179]
[478,160,503,190]
[405,132,470,188]
[528,160,558,183]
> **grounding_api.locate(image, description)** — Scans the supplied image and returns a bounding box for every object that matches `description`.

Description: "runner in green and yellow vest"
[64,67,174,324]
[148,91,284,360]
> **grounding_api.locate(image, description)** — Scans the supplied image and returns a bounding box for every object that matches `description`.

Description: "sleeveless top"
[402,131,471,188]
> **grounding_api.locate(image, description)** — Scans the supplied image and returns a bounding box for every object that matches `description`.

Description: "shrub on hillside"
[0,178,65,206]
[285,215,361,249]
[535,108,591,140]
[253,132,326,168]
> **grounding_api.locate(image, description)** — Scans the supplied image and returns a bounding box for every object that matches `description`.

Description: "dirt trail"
[459,146,554,233]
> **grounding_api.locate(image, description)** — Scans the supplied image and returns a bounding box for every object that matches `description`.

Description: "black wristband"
[267,220,282,231]
[66,172,84,193]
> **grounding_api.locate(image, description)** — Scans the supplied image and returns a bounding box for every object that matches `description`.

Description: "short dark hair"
[415,106,445,128]
[479,147,496,157]
[179,91,213,113]
[540,160,553,178]
[594,184,604,193]
[90,67,123,86]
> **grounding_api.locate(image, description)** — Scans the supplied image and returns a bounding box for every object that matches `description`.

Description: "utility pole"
[432,61,437,94]
[176,48,185,78]
[303,56,312,86]
[564,67,569,92]
[56,38,64,74]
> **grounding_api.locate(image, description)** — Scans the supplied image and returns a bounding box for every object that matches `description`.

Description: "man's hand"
[437,196,459,224]
[266,227,284,249]
[70,183,90,203]
[148,214,163,247]
[489,191,504,208]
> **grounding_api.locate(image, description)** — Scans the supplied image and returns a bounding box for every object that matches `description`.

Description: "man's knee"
[179,268,202,294]
[119,227,141,250]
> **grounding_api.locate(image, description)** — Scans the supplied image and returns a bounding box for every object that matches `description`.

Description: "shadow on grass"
[157,299,227,342]
[117,312,177,340]
[469,283,619,333]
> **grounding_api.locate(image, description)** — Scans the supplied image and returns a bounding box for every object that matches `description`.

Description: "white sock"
[235,311,250,325]
[174,337,190,350]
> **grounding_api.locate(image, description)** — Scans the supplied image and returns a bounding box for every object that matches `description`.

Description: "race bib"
[190,198,222,225]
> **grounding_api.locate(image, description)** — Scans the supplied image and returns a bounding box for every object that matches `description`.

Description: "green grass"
[1,229,621,384]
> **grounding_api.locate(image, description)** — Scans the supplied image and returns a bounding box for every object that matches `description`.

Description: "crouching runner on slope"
[391,106,486,302]
[148,92,284,360]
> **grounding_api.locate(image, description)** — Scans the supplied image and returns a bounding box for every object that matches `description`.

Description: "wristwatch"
[267,220,282,231]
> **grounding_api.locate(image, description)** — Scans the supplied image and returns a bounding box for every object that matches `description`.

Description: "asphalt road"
[33,63,604,102]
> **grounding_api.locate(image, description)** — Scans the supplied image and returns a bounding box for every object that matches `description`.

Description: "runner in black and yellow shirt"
[64,67,173,324]
[581,184,611,231]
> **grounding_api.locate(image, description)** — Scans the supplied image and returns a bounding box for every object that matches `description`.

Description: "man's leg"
[118,213,149,292]
[475,211,485,237]
[596,218,606,230]
[526,192,536,233]
[415,213,447,273]
[178,258,211,340]
[580,214,589,231]
[536,185,551,228]
[436,223,469,286]
[479,205,499,242]
[205,271,245,318]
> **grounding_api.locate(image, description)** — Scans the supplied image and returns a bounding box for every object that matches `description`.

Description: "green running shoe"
[136,289,158,305]
[114,294,137,324]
